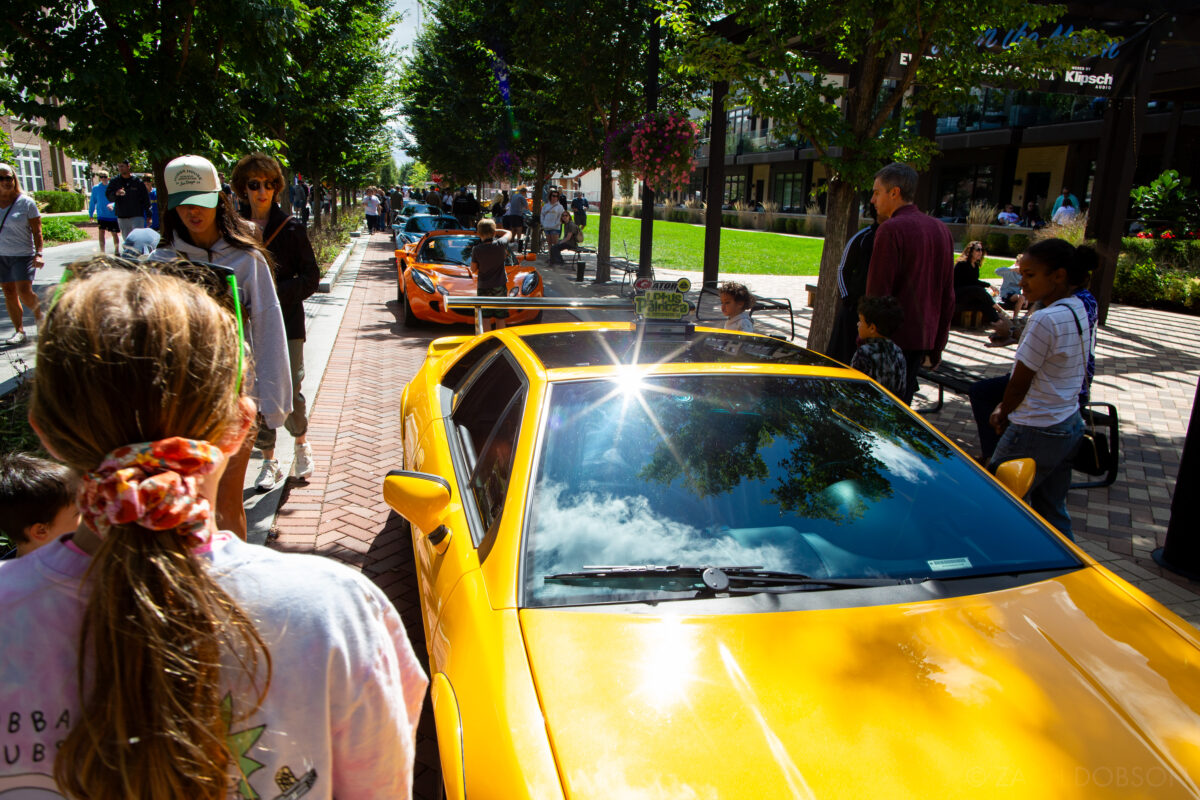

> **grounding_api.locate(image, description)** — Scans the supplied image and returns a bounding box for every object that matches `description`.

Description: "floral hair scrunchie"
[79,437,224,547]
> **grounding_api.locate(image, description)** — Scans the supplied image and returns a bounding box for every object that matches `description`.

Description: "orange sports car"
[395,230,543,327]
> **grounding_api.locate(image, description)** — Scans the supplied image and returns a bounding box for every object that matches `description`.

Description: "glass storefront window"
[724,175,747,206]
[934,164,994,221]
[772,172,806,211]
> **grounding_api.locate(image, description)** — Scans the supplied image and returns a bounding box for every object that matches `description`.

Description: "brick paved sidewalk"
[267,234,446,796]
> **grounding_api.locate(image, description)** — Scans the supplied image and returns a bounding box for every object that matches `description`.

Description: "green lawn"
[603,215,1015,276]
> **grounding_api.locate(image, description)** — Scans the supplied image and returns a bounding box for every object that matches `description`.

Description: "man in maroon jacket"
[865,163,956,405]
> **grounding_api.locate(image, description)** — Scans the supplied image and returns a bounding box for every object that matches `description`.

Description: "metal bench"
[613,240,651,296]
[917,362,985,414]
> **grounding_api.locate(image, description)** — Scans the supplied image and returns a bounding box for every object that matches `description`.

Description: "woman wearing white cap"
[152,154,293,540]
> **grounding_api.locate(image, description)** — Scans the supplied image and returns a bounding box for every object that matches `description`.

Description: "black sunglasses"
[246,179,278,191]
[0,176,14,183]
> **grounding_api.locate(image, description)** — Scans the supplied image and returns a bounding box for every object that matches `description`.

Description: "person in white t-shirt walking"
[987,238,1097,538]
[364,188,383,234]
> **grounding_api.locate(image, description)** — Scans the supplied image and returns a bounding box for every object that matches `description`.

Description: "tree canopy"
[1,0,397,198]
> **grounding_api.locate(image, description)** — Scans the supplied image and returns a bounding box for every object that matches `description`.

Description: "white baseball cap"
[164,155,222,210]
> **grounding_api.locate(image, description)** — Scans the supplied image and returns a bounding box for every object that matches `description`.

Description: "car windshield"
[419,235,477,264]
[522,375,1079,607]
[409,215,445,232]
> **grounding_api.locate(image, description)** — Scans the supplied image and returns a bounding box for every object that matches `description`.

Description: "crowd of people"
[832,162,1097,541]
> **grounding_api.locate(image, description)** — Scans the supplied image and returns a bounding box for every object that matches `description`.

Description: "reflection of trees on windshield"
[637,377,953,524]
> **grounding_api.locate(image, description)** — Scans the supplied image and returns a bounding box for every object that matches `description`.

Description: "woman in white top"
[988,238,1096,538]
[0,163,43,345]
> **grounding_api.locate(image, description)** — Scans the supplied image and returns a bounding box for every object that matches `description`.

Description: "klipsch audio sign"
[898,16,1140,97]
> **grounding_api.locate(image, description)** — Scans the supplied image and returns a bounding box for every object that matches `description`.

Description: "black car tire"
[402,285,421,328]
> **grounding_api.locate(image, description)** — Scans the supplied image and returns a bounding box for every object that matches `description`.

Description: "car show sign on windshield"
[633,277,691,320]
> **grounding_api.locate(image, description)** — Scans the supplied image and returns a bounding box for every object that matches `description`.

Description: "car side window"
[469,392,522,535]
[447,350,526,545]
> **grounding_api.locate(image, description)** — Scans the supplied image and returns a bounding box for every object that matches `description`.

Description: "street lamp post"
[638,8,659,278]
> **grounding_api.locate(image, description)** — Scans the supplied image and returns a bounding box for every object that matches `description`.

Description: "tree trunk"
[312,181,323,230]
[331,184,340,227]
[530,149,547,253]
[596,164,613,283]
[806,178,858,353]
[281,169,294,216]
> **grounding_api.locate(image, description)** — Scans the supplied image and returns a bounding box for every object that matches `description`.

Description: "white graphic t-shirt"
[0,534,427,799]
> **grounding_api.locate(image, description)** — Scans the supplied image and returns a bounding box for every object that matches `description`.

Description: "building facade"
[693,10,1200,227]
[2,115,98,192]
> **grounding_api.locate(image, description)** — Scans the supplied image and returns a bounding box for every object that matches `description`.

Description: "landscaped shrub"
[33,190,86,213]
[722,213,736,228]
[985,232,1009,256]
[1123,236,1200,270]
[1113,255,1164,306]
[40,217,87,243]
[1009,233,1030,255]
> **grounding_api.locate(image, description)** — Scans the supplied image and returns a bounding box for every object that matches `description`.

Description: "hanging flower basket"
[606,112,699,195]
[488,151,523,182]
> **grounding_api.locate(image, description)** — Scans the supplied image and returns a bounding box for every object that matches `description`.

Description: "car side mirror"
[994,458,1036,499]
[383,470,452,551]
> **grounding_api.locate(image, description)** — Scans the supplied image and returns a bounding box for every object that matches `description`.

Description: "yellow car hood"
[520,568,1200,798]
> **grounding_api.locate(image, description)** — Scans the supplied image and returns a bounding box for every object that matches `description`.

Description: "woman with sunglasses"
[231,154,320,491]
[0,262,426,798]
[0,163,43,346]
[152,154,292,540]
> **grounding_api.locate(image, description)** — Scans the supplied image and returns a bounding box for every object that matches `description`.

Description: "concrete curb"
[319,232,363,293]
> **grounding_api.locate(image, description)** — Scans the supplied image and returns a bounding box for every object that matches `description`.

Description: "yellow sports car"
[384,321,1200,800]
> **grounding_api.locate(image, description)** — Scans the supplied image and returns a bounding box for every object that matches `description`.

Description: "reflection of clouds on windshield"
[529,483,790,584]
[870,437,935,484]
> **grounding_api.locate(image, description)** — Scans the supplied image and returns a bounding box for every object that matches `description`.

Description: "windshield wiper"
[543,564,904,594]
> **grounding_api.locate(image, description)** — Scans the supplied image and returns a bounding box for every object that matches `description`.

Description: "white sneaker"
[294,442,314,478]
[6,331,27,346]
[255,459,283,491]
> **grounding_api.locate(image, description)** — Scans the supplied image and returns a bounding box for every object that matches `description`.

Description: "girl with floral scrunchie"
[0,262,426,799]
